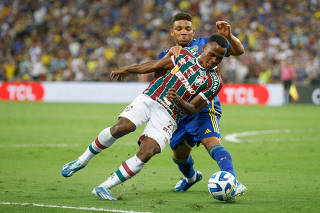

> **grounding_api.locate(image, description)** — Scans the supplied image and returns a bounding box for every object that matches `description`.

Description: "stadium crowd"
[0,0,319,85]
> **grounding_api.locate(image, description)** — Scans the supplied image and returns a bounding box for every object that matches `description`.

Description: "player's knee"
[173,150,188,161]
[173,143,191,160]
[137,139,161,162]
[111,118,136,138]
[201,137,221,150]
[139,148,159,162]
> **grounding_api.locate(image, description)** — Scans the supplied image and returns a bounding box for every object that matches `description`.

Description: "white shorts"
[119,94,177,151]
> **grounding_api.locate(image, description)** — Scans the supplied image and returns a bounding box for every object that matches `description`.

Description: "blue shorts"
[170,104,221,150]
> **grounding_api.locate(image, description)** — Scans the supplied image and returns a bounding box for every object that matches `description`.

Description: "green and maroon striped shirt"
[144,47,222,121]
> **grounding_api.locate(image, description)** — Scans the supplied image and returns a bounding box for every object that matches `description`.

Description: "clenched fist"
[166,88,178,102]
[216,21,232,38]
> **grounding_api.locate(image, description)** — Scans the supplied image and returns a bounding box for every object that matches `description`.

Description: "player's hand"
[216,21,232,38]
[110,68,129,81]
[166,88,178,102]
[168,46,182,58]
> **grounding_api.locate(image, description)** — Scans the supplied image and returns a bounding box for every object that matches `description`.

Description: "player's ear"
[202,44,207,52]
[170,29,174,37]
[191,29,195,37]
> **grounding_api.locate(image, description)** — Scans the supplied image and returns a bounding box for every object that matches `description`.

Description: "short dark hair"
[208,34,228,48]
[171,12,192,25]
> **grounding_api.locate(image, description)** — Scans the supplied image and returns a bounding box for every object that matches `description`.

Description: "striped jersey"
[144,47,223,121]
[156,37,230,113]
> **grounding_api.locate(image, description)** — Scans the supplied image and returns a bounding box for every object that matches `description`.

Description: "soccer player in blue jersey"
[139,12,247,195]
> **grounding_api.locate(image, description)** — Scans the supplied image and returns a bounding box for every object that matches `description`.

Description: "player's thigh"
[142,101,177,152]
[193,110,222,143]
[169,117,189,150]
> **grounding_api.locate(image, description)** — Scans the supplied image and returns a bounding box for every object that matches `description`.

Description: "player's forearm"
[226,34,244,56]
[126,57,173,74]
[126,60,161,74]
[171,96,198,116]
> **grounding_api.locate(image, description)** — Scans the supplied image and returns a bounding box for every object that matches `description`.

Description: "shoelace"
[68,161,83,170]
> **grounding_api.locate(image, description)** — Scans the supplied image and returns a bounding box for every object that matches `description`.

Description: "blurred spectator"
[18,55,31,80]
[4,56,16,81]
[258,60,273,84]
[0,0,318,85]
[280,58,296,104]
[306,53,320,85]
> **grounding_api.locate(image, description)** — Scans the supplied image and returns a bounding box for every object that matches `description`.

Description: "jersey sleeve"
[199,69,223,103]
[199,87,221,104]
[225,41,230,57]
[157,51,168,60]
[199,92,211,104]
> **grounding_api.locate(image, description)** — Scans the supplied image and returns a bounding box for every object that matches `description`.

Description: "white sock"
[99,155,145,189]
[186,172,197,183]
[79,127,116,162]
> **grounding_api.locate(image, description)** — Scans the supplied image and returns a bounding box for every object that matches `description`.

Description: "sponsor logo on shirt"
[195,75,207,86]
[211,74,220,92]
[124,105,134,112]
[175,71,196,94]
[190,45,199,52]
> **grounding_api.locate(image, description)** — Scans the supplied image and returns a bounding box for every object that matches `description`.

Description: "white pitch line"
[0,142,137,148]
[0,201,153,213]
[0,144,80,148]
[224,129,317,143]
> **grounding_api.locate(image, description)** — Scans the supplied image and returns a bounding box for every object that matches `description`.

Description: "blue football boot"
[61,159,87,177]
[175,171,202,191]
[92,186,117,201]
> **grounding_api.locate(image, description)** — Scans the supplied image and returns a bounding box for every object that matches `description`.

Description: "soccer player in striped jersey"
[62,34,228,200]
[137,13,247,196]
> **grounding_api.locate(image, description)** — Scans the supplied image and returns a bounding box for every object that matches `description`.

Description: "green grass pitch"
[0,102,319,213]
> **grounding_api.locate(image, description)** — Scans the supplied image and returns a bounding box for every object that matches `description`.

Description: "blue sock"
[172,155,196,178]
[209,145,237,178]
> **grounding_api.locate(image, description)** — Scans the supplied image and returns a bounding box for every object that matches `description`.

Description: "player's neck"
[177,44,187,48]
[196,57,205,69]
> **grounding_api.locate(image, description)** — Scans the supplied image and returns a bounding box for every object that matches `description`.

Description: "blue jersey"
[157,37,230,113]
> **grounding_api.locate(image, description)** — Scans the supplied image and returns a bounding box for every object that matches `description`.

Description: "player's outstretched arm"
[166,88,208,115]
[216,21,244,56]
[110,48,178,80]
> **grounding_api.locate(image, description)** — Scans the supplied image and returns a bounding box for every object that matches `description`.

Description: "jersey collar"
[196,57,217,71]
[196,57,204,69]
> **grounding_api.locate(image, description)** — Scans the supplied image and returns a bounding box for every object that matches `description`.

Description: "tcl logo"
[218,84,269,105]
[0,82,44,101]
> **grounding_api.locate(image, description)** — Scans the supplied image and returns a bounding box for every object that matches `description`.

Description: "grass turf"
[0,102,319,213]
